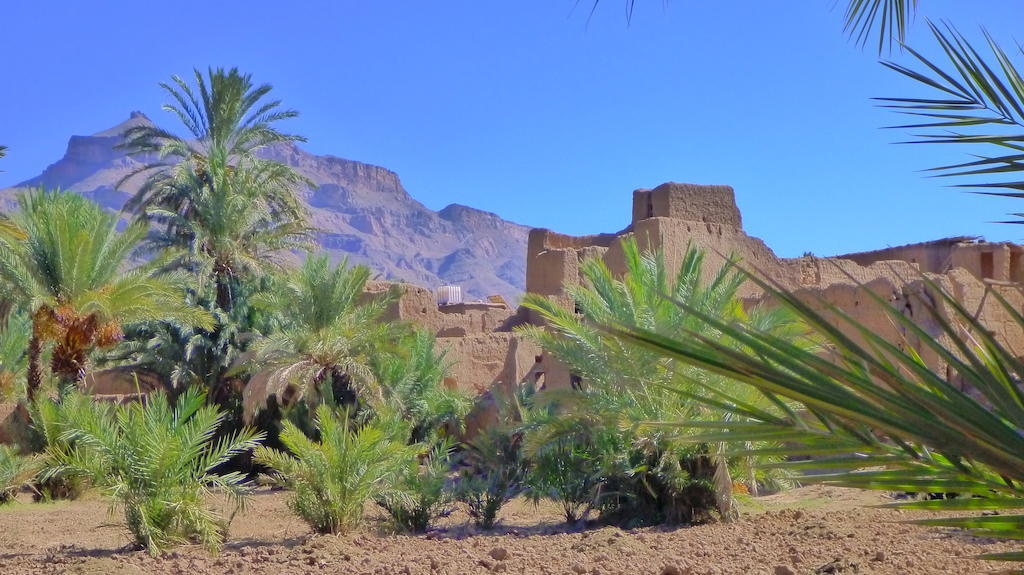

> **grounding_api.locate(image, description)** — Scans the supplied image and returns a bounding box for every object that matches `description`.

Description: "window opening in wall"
[1011,252,1022,283]
[981,251,994,279]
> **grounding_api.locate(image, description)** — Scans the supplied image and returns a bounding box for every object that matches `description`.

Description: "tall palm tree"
[119,67,311,310]
[519,238,810,522]
[146,154,312,310]
[0,190,213,398]
[242,255,396,422]
[120,67,306,219]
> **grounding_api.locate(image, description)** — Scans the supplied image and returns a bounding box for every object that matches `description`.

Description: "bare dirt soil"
[0,485,1017,574]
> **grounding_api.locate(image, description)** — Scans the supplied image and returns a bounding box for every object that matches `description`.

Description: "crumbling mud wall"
[524,182,1024,389]
[363,281,540,395]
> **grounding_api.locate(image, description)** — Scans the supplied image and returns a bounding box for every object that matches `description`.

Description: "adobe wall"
[354,180,1024,407]
[364,281,539,395]
[524,182,1024,390]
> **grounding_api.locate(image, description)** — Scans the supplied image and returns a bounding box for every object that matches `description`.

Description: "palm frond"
[42,388,264,554]
[610,260,1024,562]
[254,405,416,533]
[880,22,1024,219]
[519,239,812,524]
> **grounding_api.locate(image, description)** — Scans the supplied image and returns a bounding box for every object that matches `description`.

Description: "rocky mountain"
[0,113,529,302]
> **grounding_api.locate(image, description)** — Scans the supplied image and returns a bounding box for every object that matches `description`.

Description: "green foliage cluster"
[516,239,809,526]
[377,439,457,533]
[613,262,1024,563]
[456,424,529,529]
[0,445,38,503]
[41,389,263,554]
[254,406,416,533]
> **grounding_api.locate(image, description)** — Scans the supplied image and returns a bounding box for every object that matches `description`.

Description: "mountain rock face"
[0,113,529,301]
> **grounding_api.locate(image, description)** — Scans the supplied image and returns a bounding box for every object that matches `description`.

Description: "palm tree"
[120,67,306,219]
[146,155,312,310]
[611,265,1024,565]
[119,67,311,310]
[0,190,213,398]
[519,238,810,523]
[372,329,472,442]
[254,405,415,534]
[42,388,264,554]
[242,255,396,422]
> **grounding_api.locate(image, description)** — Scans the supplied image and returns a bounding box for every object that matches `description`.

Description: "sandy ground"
[0,485,1017,574]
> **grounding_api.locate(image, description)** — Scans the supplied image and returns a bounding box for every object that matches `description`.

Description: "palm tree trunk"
[712,442,737,522]
[215,277,232,312]
[26,333,41,403]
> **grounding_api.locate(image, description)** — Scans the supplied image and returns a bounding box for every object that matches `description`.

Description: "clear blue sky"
[1,1,1022,258]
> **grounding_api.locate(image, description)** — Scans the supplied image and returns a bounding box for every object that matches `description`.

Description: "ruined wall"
[524,182,1024,390]
[364,281,539,395]
[345,181,1024,407]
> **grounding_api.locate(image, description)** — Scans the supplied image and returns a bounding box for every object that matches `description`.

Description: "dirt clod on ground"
[0,485,1017,574]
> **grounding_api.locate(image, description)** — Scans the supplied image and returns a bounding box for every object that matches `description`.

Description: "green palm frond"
[0,218,24,241]
[586,1,917,54]
[119,67,306,214]
[42,388,264,554]
[254,405,416,533]
[0,445,40,503]
[0,190,214,388]
[880,22,1024,220]
[242,255,397,421]
[610,261,1024,563]
[844,0,917,54]
[373,329,470,441]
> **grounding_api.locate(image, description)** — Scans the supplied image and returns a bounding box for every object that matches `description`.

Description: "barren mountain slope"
[0,113,529,301]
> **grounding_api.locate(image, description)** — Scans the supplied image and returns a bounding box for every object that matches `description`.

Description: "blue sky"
[1,1,1022,257]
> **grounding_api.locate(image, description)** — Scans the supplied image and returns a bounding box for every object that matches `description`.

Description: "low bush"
[43,388,264,554]
[525,438,600,524]
[30,392,106,501]
[254,405,416,533]
[377,439,456,533]
[0,445,39,503]
[457,426,527,530]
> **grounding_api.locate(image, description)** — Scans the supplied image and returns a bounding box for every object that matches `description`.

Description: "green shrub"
[254,405,416,534]
[30,392,107,501]
[43,388,264,554]
[457,426,527,530]
[377,440,456,533]
[519,240,812,526]
[0,445,39,503]
[525,439,600,524]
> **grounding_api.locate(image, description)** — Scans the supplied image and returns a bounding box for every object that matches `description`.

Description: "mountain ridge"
[0,113,529,301]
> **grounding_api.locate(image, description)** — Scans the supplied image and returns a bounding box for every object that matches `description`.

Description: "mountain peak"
[91,112,155,138]
[439,203,499,222]
[2,116,530,301]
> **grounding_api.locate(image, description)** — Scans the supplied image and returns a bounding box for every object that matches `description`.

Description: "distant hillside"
[0,113,529,302]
